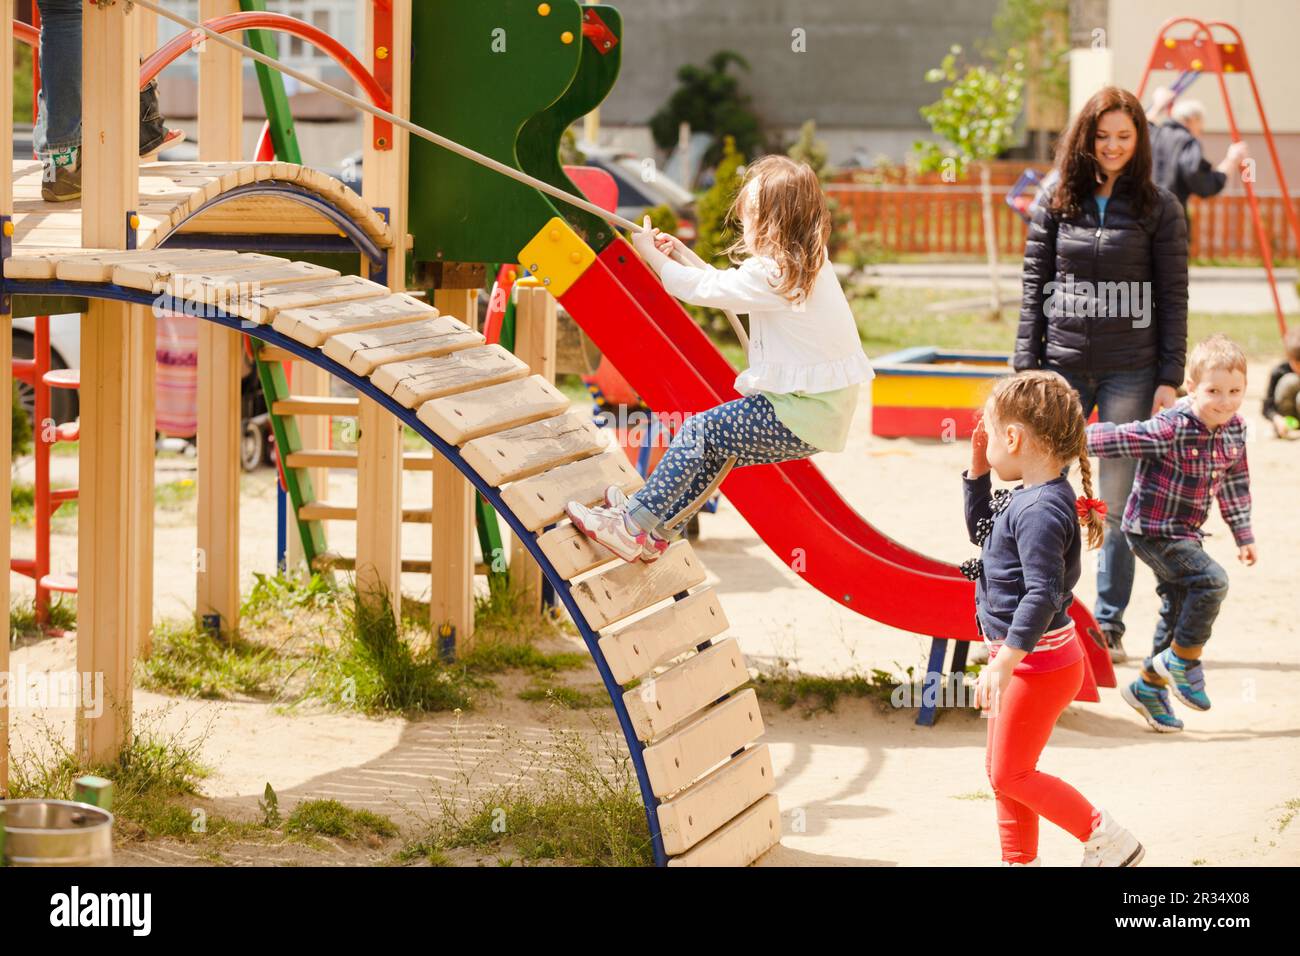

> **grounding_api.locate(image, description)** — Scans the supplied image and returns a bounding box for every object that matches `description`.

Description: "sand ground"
[7,361,1299,865]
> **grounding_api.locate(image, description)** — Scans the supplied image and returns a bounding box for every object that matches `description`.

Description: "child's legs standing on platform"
[626,394,818,541]
[985,658,1096,863]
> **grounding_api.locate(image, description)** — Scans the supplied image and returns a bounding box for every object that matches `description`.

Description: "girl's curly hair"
[721,154,829,307]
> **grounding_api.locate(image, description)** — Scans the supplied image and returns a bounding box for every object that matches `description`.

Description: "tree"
[985,0,1069,160]
[914,45,1025,316]
[688,136,747,336]
[649,51,763,169]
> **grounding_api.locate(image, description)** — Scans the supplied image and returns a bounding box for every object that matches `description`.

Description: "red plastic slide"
[555,237,1115,697]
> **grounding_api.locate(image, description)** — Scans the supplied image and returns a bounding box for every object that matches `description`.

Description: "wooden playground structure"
[1,0,786,868]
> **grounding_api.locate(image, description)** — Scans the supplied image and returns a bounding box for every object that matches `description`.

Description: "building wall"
[1101,0,1300,190]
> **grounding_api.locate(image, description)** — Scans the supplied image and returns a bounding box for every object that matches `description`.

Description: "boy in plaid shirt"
[1086,335,1256,732]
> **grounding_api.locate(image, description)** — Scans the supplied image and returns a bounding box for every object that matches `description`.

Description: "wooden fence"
[827,165,1300,263]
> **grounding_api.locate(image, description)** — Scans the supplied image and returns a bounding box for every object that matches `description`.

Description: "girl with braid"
[963,370,1143,866]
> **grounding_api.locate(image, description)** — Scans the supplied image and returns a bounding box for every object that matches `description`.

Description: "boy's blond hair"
[1284,326,1300,364]
[1185,333,1247,386]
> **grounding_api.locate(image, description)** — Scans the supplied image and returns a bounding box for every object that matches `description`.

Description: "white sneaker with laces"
[565,499,645,564]
[1081,808,1144,867]
[602,485,669,562]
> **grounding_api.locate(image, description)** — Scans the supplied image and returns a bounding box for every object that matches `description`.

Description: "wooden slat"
[63,249,282,285]
[499,451,642,532]
[641,689,765,797]
[657,745,775,856]
[459,412,604,486]
[569,541,706,631]
[244,274,389,325]
[321,314,482,375]
[598,588,729,684]
[416,375,569,445]
[370,345,528,408]
[314,553,435,574]
[666,793,780,867]
[272,291,435,347]
[623,638,747,741]
[271,395,359,416]
[284,449,434,471]
[299,502,431,523]
[535,523,618,580]
[255,344,298,364]
[165,260,339,298]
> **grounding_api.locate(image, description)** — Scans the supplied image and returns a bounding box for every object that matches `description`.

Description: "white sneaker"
[565,499,645,564]
[1081,809,1144,867]
[1000,857,1040,866]
[602,485,669,562]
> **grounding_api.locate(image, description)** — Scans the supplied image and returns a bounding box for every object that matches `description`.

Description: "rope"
[129,0,749,353]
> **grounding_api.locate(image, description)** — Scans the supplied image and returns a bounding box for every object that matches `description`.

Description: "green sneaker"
[41,150,81,203]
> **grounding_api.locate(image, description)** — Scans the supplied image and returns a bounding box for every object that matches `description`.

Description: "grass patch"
[1276,798,1300,834]
[750,662,906,716]
[9,594,77,639]
[137,619,295,701]
[399,720,652,867]
[240,570,340,625]
[3,707,256,842]
[517,683,607,709]
[302,585,486,715]
[10,481,78,527]
[154,478,198,511]
[284,798,398,842]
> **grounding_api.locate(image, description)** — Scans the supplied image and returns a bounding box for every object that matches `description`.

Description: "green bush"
[12,380,32,458]
[649,51,763,171]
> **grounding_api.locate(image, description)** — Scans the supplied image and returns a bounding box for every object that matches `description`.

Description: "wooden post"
[509,285,557,612]
[430,289,478,642]
[287,360,331,575]
[195,0,244,633]
[356,0,412,614]
[1,0,15,796]
[77,1,145,765]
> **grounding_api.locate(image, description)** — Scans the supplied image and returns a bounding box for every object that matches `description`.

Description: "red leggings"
[985,658,1098,863]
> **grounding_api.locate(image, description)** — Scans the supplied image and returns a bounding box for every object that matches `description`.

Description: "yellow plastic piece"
[1191,58,1203,70]
[538,3,550,15]
[1224,43,1236,53]
[1165,38,1176,48]
[1225,64,1235,72]
[376,45,389,59]
[561,30,574,44]
[129,213,140,229]
[517,217,596,297]
[2,220,13,237]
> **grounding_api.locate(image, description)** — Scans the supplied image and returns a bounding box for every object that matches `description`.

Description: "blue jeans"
[627,394,818,541]
[1126,533,1228,674]
[33,0,83,158]
[1050,366,1157,637]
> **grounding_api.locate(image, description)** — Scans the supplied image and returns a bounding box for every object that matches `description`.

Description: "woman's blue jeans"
[33,0,84,159]
[1049,365,1157,639]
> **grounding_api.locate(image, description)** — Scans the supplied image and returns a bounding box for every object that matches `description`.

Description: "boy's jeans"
[1050,365,1157,638]
[32,0,168,163]
[1125,532,1229,675]
[33,0,83,160]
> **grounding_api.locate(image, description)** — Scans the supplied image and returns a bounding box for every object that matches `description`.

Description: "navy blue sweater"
[962,471,1080,652]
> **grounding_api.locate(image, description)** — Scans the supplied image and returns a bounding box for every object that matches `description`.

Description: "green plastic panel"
[408,0,583,265]
[516,5,622,252]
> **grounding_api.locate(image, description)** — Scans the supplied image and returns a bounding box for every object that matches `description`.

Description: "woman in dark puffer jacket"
[1014,86,1189,663]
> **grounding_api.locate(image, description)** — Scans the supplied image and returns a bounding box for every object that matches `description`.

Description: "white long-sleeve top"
[659,250,875,396]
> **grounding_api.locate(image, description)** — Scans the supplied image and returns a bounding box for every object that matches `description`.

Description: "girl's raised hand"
[969,416,991,478]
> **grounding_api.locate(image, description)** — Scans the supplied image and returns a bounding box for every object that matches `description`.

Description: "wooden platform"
[0,247,780,867]
[7,160,394,252]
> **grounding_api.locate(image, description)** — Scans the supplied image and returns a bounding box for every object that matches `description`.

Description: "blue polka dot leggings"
[626,394,819,541]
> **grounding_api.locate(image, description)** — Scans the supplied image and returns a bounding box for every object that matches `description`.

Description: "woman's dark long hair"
[1050,86,1157,221]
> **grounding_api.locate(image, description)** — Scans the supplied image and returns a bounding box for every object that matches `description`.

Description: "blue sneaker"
[1153,648,1211,711]
[1120,678,1184,733]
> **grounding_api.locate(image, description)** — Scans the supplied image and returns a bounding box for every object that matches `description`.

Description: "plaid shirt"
[1086,398,1254,546]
